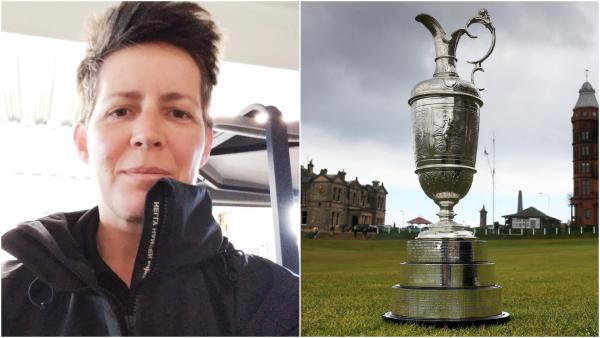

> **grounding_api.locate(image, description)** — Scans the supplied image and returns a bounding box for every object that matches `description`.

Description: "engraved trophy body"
[383,9,510,326]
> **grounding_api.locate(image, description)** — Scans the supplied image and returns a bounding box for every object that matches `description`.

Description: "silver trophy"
[384,9,510,326]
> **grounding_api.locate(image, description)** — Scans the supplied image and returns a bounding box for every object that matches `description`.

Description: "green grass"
[301,238,598,336]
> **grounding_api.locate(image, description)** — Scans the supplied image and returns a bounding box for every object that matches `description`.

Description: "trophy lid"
[408,9,495,107]
[409,76,482,106]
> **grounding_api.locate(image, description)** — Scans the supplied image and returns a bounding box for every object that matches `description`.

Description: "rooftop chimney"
[518,190,523,213]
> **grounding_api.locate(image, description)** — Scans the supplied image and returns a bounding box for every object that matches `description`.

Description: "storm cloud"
[301,2,599,226]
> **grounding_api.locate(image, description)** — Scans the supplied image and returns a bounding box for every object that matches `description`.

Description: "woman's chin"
[111,190,148,223]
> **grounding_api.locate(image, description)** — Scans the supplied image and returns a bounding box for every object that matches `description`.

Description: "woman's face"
[75,43,212,222]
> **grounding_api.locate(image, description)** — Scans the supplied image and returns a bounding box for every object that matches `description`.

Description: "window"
[582,111,588,117]
[585,209,592,219]
[582,162,591,173]
[582,180,591,196]
[582,131,590,141]
[512,218,529,229]
[301,211,307,225]
[529,218,540,229]
[582,145,590,157]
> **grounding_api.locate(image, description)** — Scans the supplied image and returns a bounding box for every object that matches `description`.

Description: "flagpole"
[492,133,495,226]
[484,134,496,227]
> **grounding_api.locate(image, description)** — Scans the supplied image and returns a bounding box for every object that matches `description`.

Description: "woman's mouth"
[122,167,171,180]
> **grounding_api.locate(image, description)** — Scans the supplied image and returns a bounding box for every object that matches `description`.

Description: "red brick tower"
[570,77,598,227]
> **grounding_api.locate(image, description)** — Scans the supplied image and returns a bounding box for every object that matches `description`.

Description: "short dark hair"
[77,1,220,127]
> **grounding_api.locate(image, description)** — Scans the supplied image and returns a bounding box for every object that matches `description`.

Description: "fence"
[375,226,598,240]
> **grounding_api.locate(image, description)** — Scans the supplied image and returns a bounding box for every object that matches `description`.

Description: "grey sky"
[301,2,599,226]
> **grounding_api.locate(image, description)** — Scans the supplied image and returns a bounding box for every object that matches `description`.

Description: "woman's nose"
[130,109,165,149]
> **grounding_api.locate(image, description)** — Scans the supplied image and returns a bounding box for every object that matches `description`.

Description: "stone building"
[503,207,561,229]
[570,79,598,227]
[503,190,560,229]
[301,161,387,230]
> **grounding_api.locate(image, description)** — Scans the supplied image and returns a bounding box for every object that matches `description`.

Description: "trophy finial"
[478,8,490,19]
[416,9,496,89]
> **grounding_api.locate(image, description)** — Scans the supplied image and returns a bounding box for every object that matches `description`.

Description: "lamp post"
[399,210,405,229]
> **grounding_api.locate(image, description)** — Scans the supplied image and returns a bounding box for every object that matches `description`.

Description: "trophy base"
[382,311,511,327]
[416,221,476,239]
[416,229,476,239]
[385,239,510,327]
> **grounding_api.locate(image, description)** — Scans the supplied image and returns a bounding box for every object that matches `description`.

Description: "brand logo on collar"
[142,201,160,279]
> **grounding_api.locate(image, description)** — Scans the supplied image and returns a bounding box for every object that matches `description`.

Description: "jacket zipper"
[125,293,138,335]
[78,285,130,335]
[123,194,165,335]
[124,274,150,335]
[125,314,135,335]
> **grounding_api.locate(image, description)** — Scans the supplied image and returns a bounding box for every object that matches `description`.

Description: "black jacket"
[2,178,299,336]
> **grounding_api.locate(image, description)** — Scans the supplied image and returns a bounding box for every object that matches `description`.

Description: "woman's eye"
[170,109,191,120]
[109,108,129,118]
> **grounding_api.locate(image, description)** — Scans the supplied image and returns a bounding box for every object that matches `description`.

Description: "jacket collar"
[2,178,224,291]
[131,178,224,288]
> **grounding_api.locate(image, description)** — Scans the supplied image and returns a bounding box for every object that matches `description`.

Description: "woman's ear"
[199,127,213,167]
[73,123,89,164]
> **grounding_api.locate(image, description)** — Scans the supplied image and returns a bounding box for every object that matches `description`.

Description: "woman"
[2,2,298,336]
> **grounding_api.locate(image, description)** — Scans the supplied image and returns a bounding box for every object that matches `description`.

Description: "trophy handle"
[464,9,496,91]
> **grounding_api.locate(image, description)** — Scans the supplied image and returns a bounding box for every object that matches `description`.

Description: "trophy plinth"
[384,239,510,326]
[384,9,510,326]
